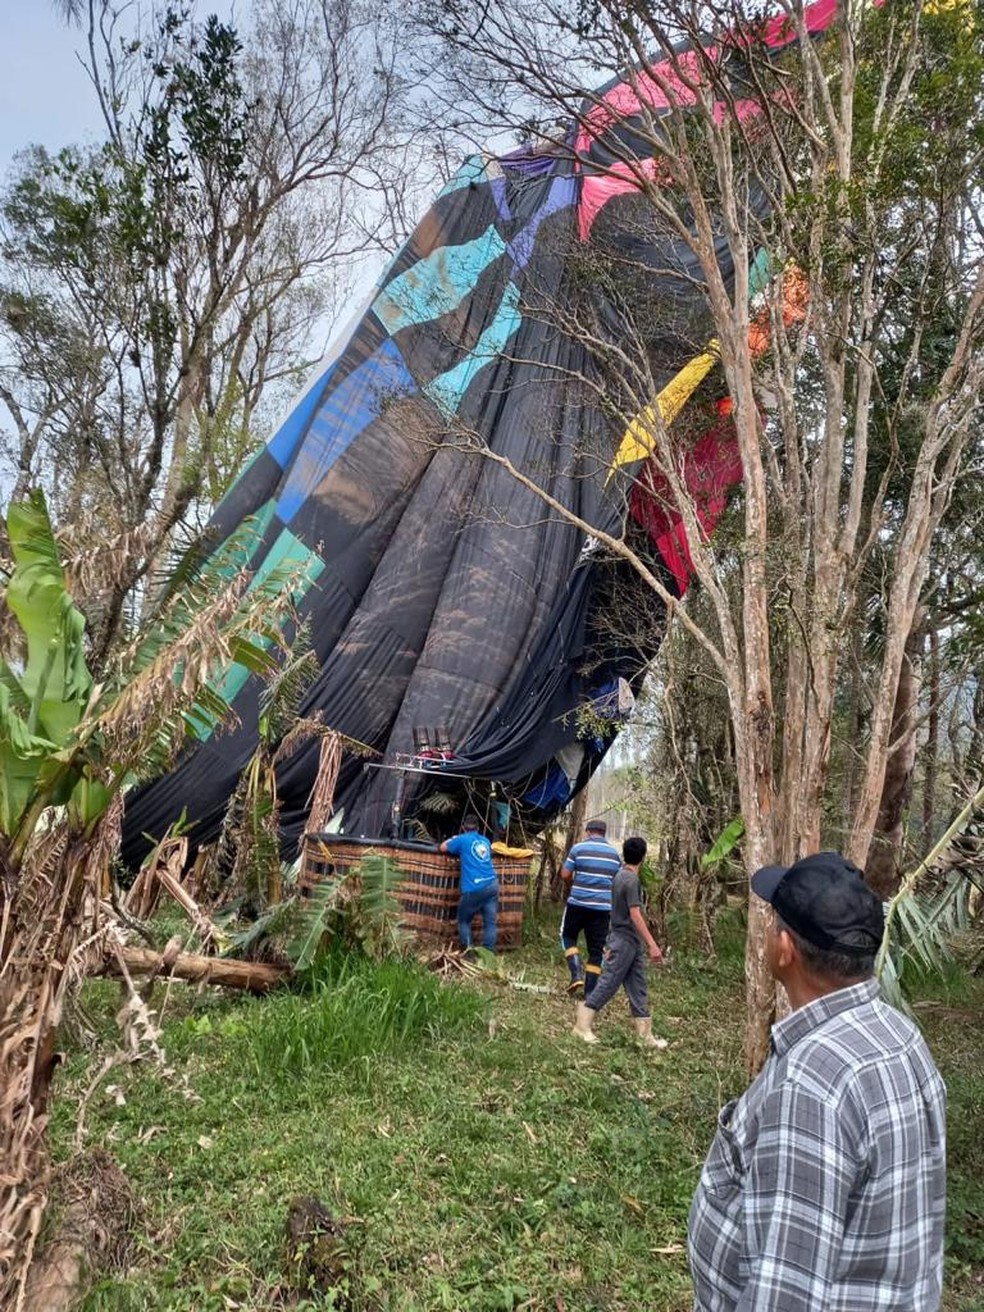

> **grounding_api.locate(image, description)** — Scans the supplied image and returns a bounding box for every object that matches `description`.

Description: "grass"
[240,945,489,1085]
[903,954,984,1312]
[47,907,984,1311]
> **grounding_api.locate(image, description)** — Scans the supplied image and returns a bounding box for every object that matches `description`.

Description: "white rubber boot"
[573,1001,599,1044]
[633,1016,668,1050]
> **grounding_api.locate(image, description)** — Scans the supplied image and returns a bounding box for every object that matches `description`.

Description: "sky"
[0,2,387,374]
[0,7,107,176]
[0,3,244,178]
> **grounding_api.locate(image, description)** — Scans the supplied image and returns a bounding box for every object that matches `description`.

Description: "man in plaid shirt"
[688,852,946,1311]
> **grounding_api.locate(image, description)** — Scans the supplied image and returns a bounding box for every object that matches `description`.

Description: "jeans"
[458,883,499,950]
[587,930,649,1017]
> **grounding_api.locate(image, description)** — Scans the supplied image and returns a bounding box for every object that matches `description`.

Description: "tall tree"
[423,0,984,1066]
[2,0,447,663]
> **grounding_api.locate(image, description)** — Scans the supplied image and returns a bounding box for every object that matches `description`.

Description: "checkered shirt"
[687,978,946,1311]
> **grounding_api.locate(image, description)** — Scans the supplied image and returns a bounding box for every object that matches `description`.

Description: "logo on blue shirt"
[446,832,497,893]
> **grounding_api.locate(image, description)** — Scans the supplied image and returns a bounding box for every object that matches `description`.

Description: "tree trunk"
[21,1149,136,1312]
[730,692,780,1076]
[1,885,285,1306]
[922,626,939,854]
[866,617,923,898]
[844,623,867,832]
[565,789,589,859]
[966,663,984,789]
[744,890,776,1072]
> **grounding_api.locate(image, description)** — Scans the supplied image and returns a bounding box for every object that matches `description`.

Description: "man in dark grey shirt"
[572,835,666,1048]
[688,852,946,1311]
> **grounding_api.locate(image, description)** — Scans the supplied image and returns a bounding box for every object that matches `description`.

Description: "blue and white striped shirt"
[563,838,621,911]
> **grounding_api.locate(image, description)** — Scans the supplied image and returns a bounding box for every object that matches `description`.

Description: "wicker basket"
[300,834,531,950]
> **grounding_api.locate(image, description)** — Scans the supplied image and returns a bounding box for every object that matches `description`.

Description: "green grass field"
[49,909,984,1311]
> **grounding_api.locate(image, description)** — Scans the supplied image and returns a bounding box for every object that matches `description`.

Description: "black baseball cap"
[586,818,607,835]
[751,852,884,955]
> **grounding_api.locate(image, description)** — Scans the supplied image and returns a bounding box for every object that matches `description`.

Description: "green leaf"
[0,680,57,836]
[701,817,745,869]
[229,636,281,678]
[0,662,32,718]
[4,490,92,746]
[289,881,337,972]
[69,770,113,827]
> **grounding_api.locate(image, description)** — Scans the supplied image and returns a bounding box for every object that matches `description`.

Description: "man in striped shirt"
[688,852,946,1311]
[559,818,621,996]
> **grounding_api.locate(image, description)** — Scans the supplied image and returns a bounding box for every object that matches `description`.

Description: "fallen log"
[100,943,289,994]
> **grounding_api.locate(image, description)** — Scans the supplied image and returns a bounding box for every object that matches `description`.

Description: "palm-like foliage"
[348,854,409,961]
[877,784,984,1010]
[208,622,322,914]
[223,853,411,971]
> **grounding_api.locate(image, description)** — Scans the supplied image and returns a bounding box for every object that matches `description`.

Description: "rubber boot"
[573,1002,599,1044]
[584,963,602,999]
[633,1016,668,1050]
[564,947,585,995]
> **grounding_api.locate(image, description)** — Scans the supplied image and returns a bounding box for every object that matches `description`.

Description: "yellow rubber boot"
[584,962,602,999]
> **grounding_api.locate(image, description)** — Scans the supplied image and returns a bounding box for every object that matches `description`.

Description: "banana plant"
[0,488,315,1306]
[0,491,291,872]
[700,816,746,869]
[0,491,105,872]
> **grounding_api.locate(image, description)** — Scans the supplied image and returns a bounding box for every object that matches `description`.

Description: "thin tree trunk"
[743,894,775,1070]
[966,663,984,788]
[734,679,780,1076]
[565,788,589,859]
[845,622,867,831]
[867,616,923,897]
[922,627,939,853]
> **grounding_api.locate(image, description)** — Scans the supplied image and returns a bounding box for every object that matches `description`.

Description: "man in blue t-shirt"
[440,815,499,951]
[560,818,621,997]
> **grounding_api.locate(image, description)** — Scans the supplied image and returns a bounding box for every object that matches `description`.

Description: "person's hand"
[648,943,664,964]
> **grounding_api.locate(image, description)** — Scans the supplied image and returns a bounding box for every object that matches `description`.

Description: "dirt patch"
[23,1149,138,1312]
